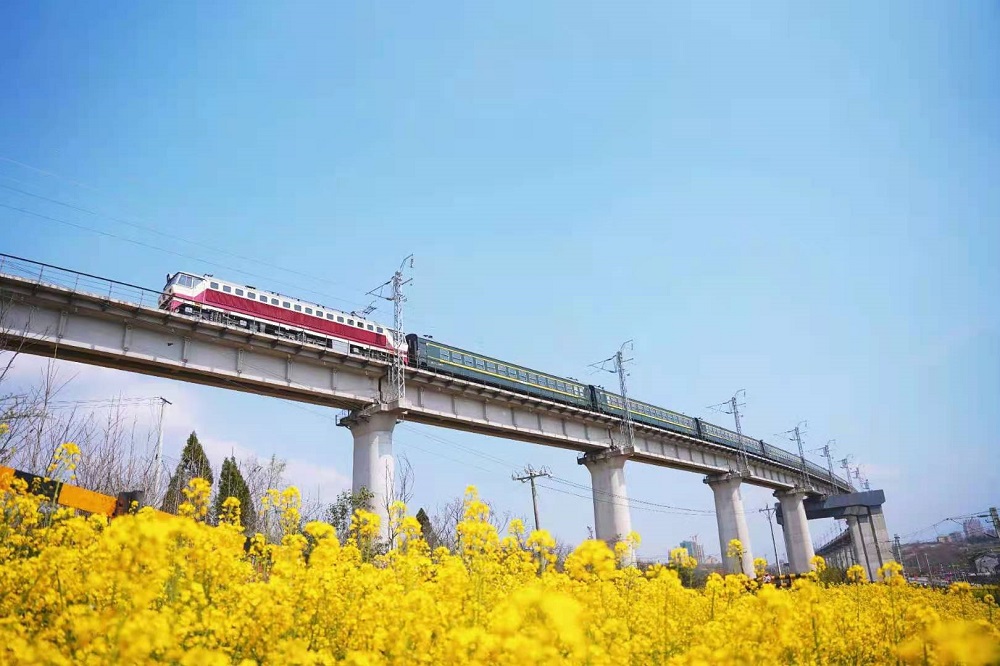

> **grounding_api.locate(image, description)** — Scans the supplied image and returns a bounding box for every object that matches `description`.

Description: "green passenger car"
[591,386,698,436]
[406,334,591,408]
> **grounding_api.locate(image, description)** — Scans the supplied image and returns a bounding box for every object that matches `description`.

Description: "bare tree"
[241,453,287,540]
[382,453,416,547]
[429,493,516,552]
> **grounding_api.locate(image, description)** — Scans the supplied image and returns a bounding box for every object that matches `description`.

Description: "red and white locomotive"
[159,272,403,362]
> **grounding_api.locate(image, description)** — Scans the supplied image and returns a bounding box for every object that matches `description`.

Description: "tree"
[327,487,375,545]
[212,456,257,534]
[160,431,213,514]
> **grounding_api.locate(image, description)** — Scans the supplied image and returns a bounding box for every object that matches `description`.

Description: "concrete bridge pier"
[846,507,892,581]
[705,472,755,577]
[774,489,815,574]
[579,449,634,563]
[340,409,398,539]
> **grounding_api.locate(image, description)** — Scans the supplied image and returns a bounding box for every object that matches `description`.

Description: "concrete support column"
[579,450,633,561]
[774,489,815,574]
[846,514,875,580]
[704,473,754,577]
[342,411,397,538]
[868,506,892,565]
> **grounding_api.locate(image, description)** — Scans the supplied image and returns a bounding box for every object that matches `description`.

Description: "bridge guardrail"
[0,253,166,311]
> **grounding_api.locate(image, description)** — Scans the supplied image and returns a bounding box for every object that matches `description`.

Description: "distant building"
[948,531,964,543]
[680,540,705,562]
[964,518,986,540]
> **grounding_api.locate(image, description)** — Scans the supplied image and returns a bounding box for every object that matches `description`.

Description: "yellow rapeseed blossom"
[46,441,80,483]
[0,480,997,664]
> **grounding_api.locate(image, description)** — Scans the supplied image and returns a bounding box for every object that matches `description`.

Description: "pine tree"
[212,456,257,534]
[160,431,214,514]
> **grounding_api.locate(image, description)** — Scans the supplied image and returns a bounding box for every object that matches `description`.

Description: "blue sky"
[1,1,998,560]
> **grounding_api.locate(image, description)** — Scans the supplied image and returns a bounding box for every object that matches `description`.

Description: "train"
[159,271,835,480]
[159,271,402,362]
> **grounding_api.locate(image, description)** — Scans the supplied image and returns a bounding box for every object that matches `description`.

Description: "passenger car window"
[283,301,291,308]
[337,316,345,323]
[236,289,244,296]
[259,295,267,302]
[367,324,374,331]
[294,305,302,312]
[248,292,256,300]
[305,308,313,315]
[210,281,219,289]
[223,285,232,293]
[376,327,383,333]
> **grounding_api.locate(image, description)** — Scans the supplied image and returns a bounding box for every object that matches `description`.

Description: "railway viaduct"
[0,254,890,576]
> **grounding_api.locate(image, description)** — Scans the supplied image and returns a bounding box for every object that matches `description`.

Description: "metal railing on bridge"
[0,253,166,311]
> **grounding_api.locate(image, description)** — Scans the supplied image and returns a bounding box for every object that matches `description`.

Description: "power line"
[0,202,369,310]
[240,359,716,517]
[0,181,369,298]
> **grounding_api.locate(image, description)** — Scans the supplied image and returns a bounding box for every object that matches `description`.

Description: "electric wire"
[0,180,369,298]
[237,357,716,516]
[0,202,369,310]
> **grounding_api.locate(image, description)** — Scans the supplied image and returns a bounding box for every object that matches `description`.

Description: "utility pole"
[988,508,1000,538]
[760,505,783,576]
[368,255,414,404]
[512,465,550,532]
[589,341,636,453]
[822,440,836,491]
[839,458,854,492]
[152,397,172,499]
[708,390,749,475]
[893,534,903,565]
[781,421,809,489]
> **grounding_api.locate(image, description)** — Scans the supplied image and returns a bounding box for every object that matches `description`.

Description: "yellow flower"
[1,480,997,664]
[846,564,868,583]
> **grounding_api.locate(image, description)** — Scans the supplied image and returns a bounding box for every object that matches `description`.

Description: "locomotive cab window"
[376,327,383,333]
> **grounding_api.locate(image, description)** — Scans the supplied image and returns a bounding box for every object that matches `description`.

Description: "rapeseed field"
[1,476,997,665]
